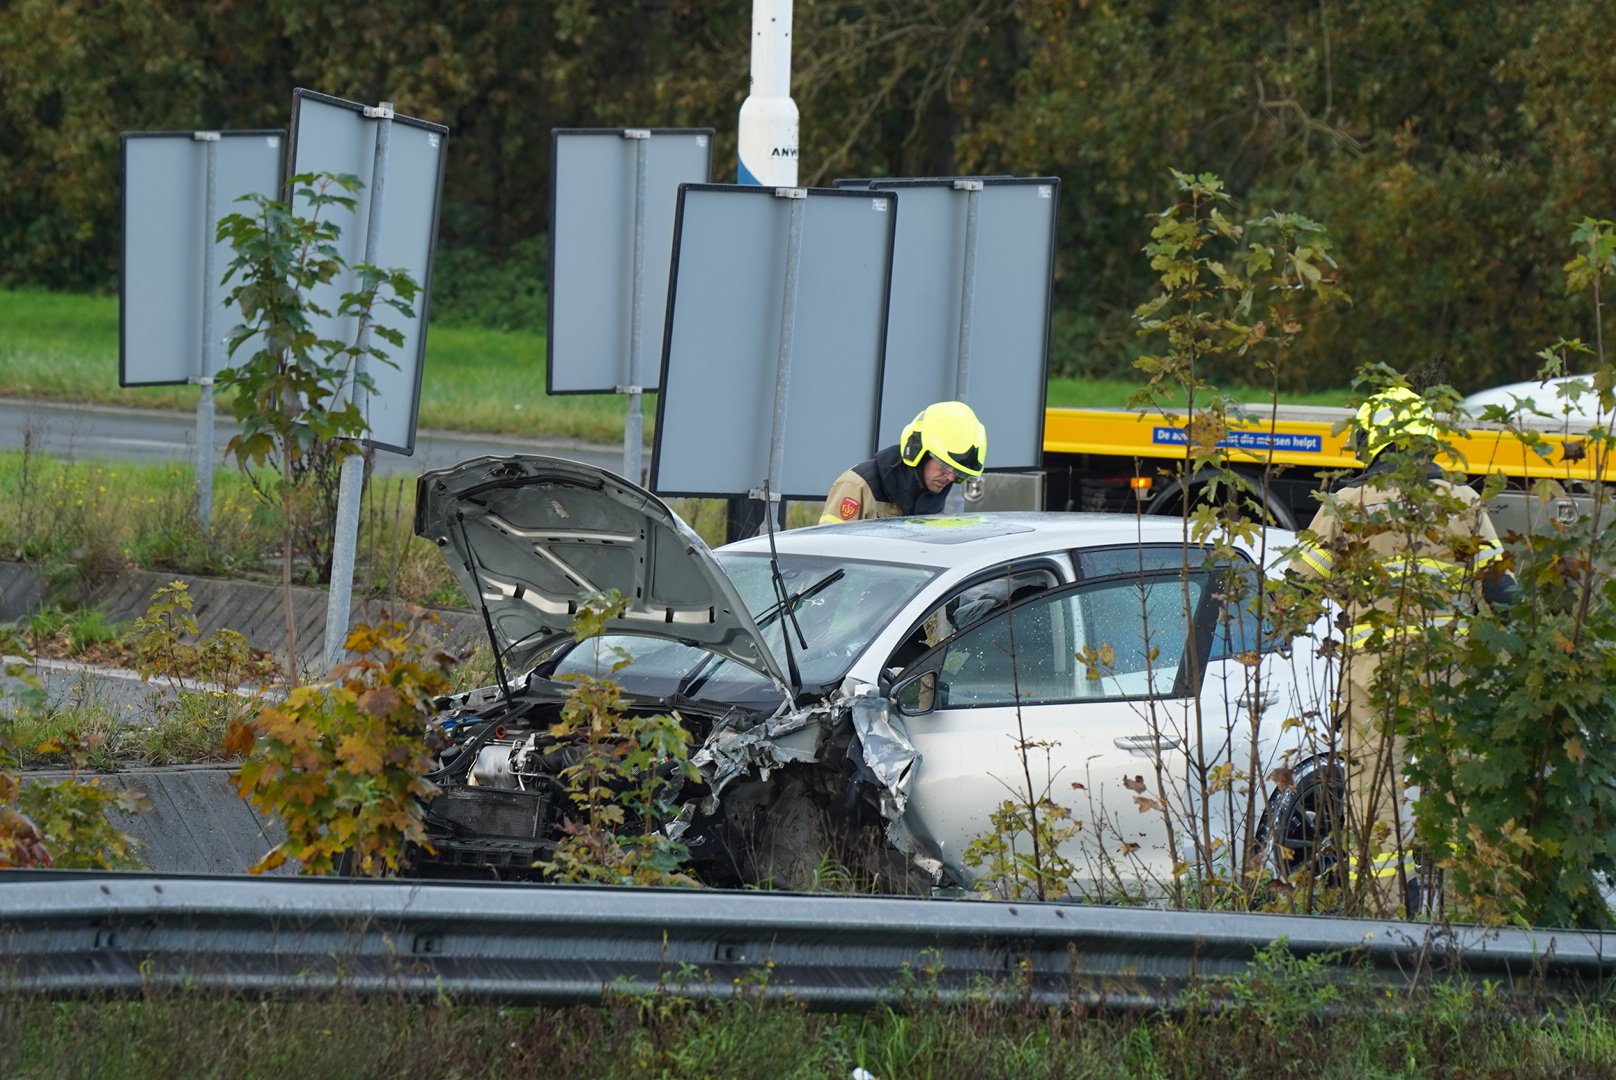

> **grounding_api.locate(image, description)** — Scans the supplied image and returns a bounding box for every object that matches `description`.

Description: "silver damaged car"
[411,455,1342,898]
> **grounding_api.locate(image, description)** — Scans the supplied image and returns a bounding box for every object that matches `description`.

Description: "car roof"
[722,512,1293,570]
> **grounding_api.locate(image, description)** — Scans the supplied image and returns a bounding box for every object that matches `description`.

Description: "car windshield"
[547,550,937,701]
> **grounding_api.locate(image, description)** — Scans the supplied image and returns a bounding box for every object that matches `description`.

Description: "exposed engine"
[411,692,724,881]
[411,711,567,879]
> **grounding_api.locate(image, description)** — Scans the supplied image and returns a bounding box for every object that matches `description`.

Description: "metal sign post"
[943,178,983,513]
[194,132,221,533]
[757,190,807,513]
[951,179,982,405]
[729,0,800,539]
[622,130,650,483]
[324,102,393,670]
[120,128,283,530]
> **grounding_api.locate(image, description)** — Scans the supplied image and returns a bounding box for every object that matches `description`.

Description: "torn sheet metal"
[691,702,827,795]
[849,687,919,817]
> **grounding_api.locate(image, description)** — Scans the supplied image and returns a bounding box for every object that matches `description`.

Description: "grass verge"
[3,974,1614,1079]
[1,287,1353,444]
[0,448,461,604]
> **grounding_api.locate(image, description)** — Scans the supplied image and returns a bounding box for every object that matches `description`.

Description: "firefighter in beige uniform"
[822,402,988,673]
[819,401,987,524]
[1287,388,1514,916]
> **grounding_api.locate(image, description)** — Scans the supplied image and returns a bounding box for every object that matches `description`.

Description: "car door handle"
[1113,735,1183,753]
[1237,691,1278,712]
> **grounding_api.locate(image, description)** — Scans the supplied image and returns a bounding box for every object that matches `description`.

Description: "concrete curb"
[0,560,484,678]
[3,561,487,876]
[19,766,289,875]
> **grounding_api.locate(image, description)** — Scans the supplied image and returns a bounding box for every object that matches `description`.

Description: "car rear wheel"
[1262,759,1346,902]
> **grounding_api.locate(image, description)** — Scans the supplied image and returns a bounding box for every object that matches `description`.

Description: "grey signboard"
[832,175,1013,188]
[289,88,448,454]
[862,177,1060,471]
[119,130,284,387]
[652,185,897,501]
[548,129,713,394]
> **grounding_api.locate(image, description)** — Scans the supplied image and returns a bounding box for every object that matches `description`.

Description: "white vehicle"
[412,455,1340,897]
[1462,373,1603,430]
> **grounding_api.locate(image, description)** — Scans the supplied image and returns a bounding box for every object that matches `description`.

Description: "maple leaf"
[337,734,384,775]
[360,686,402,717]
[222,719,257,757]
[252,846,289,875]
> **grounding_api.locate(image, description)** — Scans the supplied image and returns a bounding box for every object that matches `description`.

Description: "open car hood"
[415,455,790,691]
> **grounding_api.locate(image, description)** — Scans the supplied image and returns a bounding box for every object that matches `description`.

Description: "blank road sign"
[549,129,713,394]
[652,185,896,501]
[290,88,448,454]
[120,130,284,387]
[868,177,1060,471]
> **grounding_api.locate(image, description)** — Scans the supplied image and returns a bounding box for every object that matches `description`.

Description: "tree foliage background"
[2,0,1612,390]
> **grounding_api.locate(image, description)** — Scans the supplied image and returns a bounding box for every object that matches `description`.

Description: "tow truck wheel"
[1148,472,1297,531]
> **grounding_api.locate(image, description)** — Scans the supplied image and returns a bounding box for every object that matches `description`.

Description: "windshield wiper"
[760,483,805,696]
[753,568,845,631]
[676,566,845,701]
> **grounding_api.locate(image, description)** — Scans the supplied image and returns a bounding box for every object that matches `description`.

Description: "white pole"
[737,0,798,187]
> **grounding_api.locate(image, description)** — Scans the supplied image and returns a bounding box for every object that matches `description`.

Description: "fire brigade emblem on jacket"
[839,497,861,520]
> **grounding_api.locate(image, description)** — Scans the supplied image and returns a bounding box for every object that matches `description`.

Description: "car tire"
[737,771,831,891]
[1262,758,1346,895]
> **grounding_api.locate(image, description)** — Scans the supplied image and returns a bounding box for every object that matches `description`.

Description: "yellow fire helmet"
[900,400,987,476]
[1354,386,1441,461]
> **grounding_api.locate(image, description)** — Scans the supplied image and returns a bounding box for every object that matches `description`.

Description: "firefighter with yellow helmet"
[1287,386,1516,916]
[819,400,987,523]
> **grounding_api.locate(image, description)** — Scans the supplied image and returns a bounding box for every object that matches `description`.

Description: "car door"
[1074,546,1331,873]
[1193,560,1326,856]
[891,568,1216,895]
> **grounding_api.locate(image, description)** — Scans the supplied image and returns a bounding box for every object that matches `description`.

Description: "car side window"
[887,565,1061,673]
[1206,564,1283,661]
[935,573,1207,707]
[1081,549,1281,663]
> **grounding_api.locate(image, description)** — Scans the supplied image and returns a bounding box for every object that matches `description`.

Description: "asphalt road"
[0,397,630,478]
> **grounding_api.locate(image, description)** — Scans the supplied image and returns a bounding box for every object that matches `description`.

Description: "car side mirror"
[893,671,938,716]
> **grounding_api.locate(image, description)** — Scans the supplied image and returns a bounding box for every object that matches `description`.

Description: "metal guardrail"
[1,872,1612,1009]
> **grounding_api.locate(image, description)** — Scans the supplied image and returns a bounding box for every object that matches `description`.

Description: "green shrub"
[429,235,549,334]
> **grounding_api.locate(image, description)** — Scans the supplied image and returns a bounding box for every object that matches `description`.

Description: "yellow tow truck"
[1017,404,1614,535]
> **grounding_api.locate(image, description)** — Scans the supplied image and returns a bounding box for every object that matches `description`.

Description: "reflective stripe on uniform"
[1381,555,1470,585]
[1292,542,1334,578]
[1349,850,1415,882]
[1474,543,1505,570]
[1345,613,1462,649]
